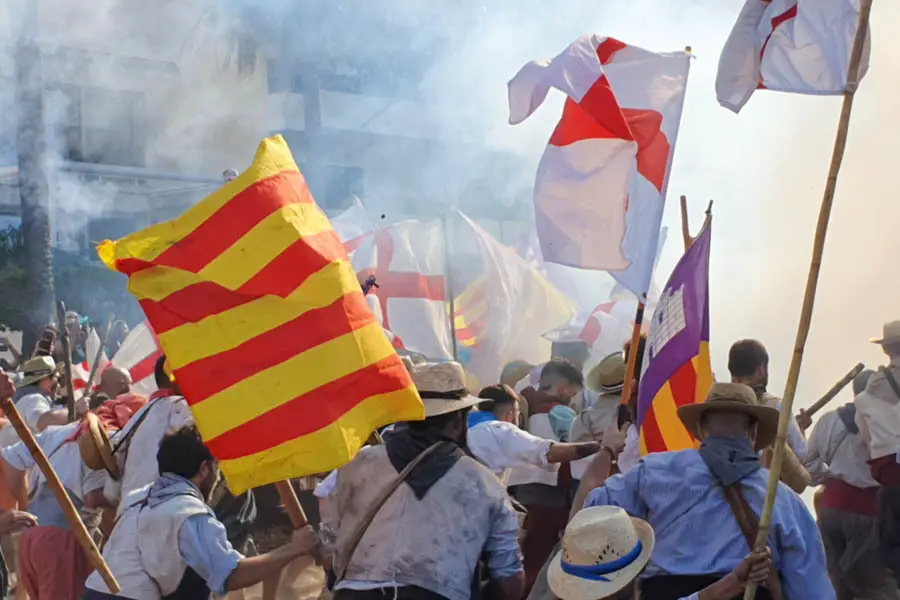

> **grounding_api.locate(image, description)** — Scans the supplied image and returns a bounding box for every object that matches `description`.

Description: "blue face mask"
[698,436,761,486]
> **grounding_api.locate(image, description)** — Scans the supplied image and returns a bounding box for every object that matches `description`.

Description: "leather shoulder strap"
[880,367,900,401]
[721,484,785,600]
[334,442,445,584]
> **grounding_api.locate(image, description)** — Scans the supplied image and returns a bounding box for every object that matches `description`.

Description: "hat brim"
[422,394,482,418]
[82,413,121,480]
[677,401,779,451]
[548,517,655,600]
[17,363,63,388]
[870,336,900,345]
[597,383,625,395]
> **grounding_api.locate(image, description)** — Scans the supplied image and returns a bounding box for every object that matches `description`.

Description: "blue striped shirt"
[585,449,834,600]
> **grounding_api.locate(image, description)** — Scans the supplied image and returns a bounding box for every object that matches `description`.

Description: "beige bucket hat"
[17,356,63,388]
[585,352,627,394]
[548,506,655,600]
[870,320,900,345]
[677,382,779,451]
[409,361,481,417]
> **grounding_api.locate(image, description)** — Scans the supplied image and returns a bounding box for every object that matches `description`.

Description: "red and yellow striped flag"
[454,277,488,349]
[98,136,424,493]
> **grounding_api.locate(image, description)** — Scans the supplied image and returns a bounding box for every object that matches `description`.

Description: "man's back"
[329,445,520,600]
[585,449,834,600]
[114,395,194,511]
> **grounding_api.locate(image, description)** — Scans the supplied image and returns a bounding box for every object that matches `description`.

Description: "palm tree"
[14,0,56,355]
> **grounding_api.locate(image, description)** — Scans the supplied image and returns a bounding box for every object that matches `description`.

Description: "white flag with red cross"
[508,35,691,300]
[111,321,163,397]
[717,0,871,113]
[351,220,453,361]
[71,328,110,392]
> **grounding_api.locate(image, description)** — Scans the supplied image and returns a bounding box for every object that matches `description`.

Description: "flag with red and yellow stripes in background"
[98,135,424,493]
[454,277,488,349]
[637,221,713,455]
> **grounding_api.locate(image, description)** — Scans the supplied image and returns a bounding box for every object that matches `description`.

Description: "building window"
[45,83,145,167]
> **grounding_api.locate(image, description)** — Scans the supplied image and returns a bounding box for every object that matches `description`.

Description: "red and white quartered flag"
[111,321,163,397]
[331,196,377,254]
[72,328,110,392]
[716,0,871,113]
[508,36,691,300]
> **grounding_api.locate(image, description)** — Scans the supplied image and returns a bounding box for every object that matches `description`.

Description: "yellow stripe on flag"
[199,203,333,290]
[652,384,696,452]
[219,386,420,489]
[193,322,395,439]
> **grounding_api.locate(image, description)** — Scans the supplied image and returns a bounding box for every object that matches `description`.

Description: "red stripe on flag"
[550,81,634,147]
[597,38,628,65]
[759,2,799,85]
[140,230,346,334]
[176,291,375,404]
[641,404,667,454]
[205,356,411,459]
[667,361,698,408]
[130,351,162,385]
[623,108,670,192]
[154,171,314,274]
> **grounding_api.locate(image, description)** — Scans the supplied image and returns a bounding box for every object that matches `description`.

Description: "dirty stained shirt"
[326,445,521,600]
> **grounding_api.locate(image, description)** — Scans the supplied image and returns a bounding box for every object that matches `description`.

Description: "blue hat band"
[559,539,643,582]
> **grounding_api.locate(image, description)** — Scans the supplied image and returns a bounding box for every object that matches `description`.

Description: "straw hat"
[548,506,655,600]
[585,352,626,394]
[870,320,900,345]
[409,361,481,417]
[17,356,63,388]
[678,382,779,451]
[78,413,120,480]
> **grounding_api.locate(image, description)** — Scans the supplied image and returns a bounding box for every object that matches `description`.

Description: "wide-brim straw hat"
[585,352,627,394]
[17,356,63,388]
[870,320,900,345]
[677,382,779,451]
[409,361,481,417]
[548,506,655,600]
[78,413,120,480]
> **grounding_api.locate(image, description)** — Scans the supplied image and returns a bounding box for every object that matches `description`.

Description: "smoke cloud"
[1,0,897,416]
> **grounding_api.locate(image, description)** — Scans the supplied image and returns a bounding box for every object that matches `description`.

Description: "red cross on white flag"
[508,36,691,299]
[351,221,453,360]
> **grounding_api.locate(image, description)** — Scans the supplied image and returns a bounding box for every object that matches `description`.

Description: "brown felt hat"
[677,382,779,451]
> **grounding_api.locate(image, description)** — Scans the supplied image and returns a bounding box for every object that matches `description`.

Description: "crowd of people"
[0,312,897,600]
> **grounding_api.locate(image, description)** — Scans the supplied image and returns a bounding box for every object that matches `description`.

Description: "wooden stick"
[620,302,645,408]
[806,363,865,417]
[442,215,460,361]
[55,301,77,422]
[0,392,120,592]
[275,480,308,528]
[680,195,692,251]
[82,313,114,400]
[744,2,872,598]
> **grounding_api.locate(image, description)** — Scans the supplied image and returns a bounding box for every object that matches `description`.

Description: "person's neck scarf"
[698,436,761,486]
[837,403,859,434]
[467,411,496,429]
[384,426,465,500]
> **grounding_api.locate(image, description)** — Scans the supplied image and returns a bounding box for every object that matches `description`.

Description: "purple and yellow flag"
[98,136,424,493]
[637,222,713,454]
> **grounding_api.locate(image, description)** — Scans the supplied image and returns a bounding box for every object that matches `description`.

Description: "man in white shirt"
[3,421,108,600]
[106,355,194,514]
[10,356,87,435]
[803,368,899,600]
[468,384,602,482]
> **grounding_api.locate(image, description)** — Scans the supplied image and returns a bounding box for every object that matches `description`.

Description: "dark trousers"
[335,586,449,600]
[641,575,774,600]
[878,484,900,584]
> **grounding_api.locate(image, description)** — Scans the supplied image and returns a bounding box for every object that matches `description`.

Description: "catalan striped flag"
[97,136,424,493]
[454,278,489,349]
[637,222,713,455]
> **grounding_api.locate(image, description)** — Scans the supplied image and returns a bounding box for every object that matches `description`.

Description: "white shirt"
[16,391,53,433]
[804,409,878,489]
[107,394,194,514]
[468,420,553,476]
[314,470,338,499]
[617,424,641,474]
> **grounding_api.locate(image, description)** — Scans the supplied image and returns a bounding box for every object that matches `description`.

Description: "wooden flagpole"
[0,390,120,592]
[744,1,873,598]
